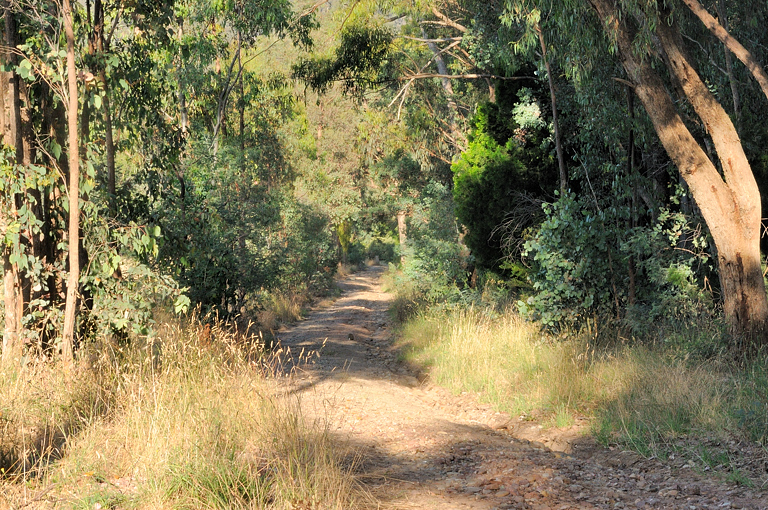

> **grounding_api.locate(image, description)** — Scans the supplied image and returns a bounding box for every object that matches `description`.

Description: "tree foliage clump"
[520,191,713,330]
[452,87,558,269]
[292,25,394,96]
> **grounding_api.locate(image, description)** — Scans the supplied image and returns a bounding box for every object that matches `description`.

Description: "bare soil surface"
[276,266,768,510]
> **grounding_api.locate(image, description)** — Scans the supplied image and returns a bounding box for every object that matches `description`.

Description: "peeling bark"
[1,2,22,365]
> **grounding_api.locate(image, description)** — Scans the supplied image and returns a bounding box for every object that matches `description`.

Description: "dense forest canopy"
[3,0,768,363]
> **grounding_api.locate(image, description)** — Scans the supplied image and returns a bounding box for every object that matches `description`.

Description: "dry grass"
[0,315,367,509]
[595,351,735,456]
[380,269,424,324]
[396,307,622,417]
[334,262,360,279]
[396,306,764,458]
[256,291,308,331]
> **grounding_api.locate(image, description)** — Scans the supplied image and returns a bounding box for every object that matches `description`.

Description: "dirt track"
[276,265,768,510]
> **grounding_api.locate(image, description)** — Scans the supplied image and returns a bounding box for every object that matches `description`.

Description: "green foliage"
[518,192,610,327]
[452,90,558,269]
[292,25,394,96]
[0,149,52,282]
[151,173,337,316]
[403,182,465,294]
[362,235,397,263]
[85,220,187,339]
[337,220,352,262]
[623,208,713,322]
[520,190,713,330]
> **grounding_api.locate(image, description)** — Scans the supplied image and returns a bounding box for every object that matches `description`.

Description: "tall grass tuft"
[256,291,308,331]
[594,351,732,457]
[0,314,365,509]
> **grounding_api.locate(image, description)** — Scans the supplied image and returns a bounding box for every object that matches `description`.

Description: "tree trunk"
[589,0,768,344]
[397,210,407,265]
[484,77,496,103]
[61,0,79,365]
[1,2,23,365]
[536,23,567,195]
[238,31,245,175]
[626,86,637,307]
[423,28,467,151]
[95,0,115,203]
[103,81,116,203]
[177,19,188,135]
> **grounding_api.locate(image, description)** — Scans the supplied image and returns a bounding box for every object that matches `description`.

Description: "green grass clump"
[0,315,365,509]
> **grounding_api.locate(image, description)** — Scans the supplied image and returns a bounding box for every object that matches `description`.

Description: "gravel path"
[276,266,768,510]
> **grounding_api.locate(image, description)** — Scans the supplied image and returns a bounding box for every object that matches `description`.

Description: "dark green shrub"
[452,97,557,269]
[520,191,714,332]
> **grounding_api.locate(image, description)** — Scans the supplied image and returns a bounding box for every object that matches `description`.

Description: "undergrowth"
[0,313,366,509]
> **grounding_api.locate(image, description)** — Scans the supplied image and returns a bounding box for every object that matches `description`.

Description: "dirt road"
[276,266,768,510]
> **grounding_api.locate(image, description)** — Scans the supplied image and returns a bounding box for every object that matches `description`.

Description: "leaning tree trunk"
[681,0,768,100]
[589,0,768,346]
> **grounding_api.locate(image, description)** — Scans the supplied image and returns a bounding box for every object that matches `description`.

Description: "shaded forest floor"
[276,265,768,510]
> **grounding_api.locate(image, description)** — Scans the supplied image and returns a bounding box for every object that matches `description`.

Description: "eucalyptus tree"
[1,0,25,363]
[498,0,768,344]
[0,0,176,361]
[1,0,78,362]
[173,0,315,156]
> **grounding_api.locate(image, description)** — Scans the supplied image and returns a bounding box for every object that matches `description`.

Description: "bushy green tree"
[452,86,558,269]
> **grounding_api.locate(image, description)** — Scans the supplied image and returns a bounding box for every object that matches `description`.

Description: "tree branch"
[430,6,467,33]
[681,0,768,100]
[400,35,463,43]
[105,1,122,47]
[398,73,535,81]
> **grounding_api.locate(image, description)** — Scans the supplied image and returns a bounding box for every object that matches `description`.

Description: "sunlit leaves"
[17,59,35,81]
[292,24,394,96]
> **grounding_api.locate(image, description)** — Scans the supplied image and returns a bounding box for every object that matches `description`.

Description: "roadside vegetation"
[388,269,768,486]
[5,0,768,504]
[0,314,367,509]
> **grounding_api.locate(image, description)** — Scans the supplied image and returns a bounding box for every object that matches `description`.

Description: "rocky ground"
[276,265,768,510]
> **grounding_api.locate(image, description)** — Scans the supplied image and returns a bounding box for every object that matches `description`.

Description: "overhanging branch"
[399,73,536,81]
[400,35,463,43]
